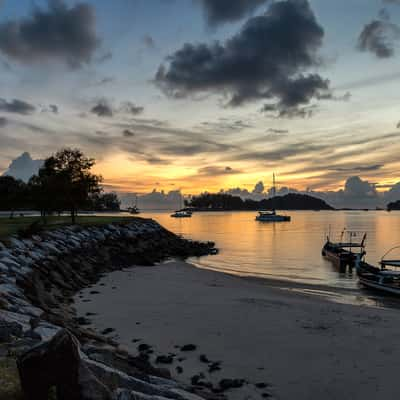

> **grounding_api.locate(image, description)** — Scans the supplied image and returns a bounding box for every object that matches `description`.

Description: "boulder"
[18,329,112,400]
[0,319,23,342]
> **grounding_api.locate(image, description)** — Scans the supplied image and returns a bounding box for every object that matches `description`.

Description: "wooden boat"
[355,246,400,296]
[322,229,366,268]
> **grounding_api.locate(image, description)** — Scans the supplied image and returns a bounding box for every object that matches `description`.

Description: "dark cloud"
[267,128,289,134]
[49,104,58,114]
[156,0,332,116]
[198,165,241,176]
[96,50,112,63]
[123,129,135,137]
[91,100,144,118]
[383,0,400,5]
[0,117,7,126]
[199,118,253,133]
[120,101,144,115]
[199,0,268,27]
[142,35,155,49]
[332,164,384,172]
[91,100,113,117]
[0,98,35,114]
[98,77,115,86]
[358,18,400,58]
[0,0,100,68]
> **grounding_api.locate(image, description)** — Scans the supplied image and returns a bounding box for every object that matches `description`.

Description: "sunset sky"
[1,0,400,195]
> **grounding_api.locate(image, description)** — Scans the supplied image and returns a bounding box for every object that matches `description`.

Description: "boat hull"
[359,277,400,296]
[321,243,358,267]
[255,215,291,222]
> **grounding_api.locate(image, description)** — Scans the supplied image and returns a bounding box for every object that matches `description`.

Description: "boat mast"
[272,173,276,198]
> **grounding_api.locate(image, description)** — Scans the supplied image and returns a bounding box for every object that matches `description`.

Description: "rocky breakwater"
[0,217,220,400]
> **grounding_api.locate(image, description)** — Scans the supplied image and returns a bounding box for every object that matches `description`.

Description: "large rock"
[17,330,205,400]
[18,329,112,400]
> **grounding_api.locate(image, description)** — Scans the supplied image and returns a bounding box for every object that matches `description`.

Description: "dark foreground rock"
[0,218,221,400]
[18,329,206,400]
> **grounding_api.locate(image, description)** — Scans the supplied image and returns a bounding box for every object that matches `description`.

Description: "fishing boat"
[322,229,366,268]
[255,210,290,222]
[355,246,400,296]
[255,173,291,222]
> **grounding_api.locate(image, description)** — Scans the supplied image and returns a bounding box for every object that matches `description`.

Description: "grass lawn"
[0,215,138,240]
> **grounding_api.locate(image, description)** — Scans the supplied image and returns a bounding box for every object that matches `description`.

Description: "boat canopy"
[380,260,400,267]
[332,242,365,248]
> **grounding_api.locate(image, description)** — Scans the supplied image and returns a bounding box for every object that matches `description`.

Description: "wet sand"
[75,260,400,400]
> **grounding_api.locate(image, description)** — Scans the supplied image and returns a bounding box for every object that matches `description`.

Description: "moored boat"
[355,246,400,296]
[170,210,192,218]
[322,229,366,268]
[255,210,291,222]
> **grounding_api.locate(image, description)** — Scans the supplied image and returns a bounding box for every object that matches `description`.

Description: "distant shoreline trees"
[187,192,335,211]
[0,148,120,222]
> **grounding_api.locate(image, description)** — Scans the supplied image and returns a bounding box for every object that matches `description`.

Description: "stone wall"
[0,218,221,400]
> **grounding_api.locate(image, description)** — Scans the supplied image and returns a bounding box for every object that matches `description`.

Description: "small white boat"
[170,210,192,218]
[255,210,290,222]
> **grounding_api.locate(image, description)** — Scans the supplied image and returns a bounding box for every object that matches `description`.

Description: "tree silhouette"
[30,149,102,223]
[0,176,28,218]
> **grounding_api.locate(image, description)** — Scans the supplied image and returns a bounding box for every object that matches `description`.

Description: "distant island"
[186,193,334,211]
[387,200,400,211]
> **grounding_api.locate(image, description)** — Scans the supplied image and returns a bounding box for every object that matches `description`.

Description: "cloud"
[156,0,332,116]
[0,0,100,68]
[123,129,135,137]
[197,165,241,176]
[142,35,155,49]
[0,117,7,127]
[91,100,144,118]
[119,101,144,115]
[357,14,400,58]
[91,100,113,117]
[0,98,35,114]
[2,152,44,182]
[49,104,58,114]
[199,0,268,27]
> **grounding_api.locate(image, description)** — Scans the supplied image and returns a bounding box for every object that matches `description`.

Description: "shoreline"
[190,261,400,309]
[76,259,400,400]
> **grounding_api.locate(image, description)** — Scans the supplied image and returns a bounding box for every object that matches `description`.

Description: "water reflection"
[141,210,400,291]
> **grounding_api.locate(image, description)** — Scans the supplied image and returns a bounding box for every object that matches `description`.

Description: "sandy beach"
[75,261,400,400]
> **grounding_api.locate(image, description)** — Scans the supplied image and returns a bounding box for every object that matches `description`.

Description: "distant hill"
[187,193,334,211]
[387,200,400,211]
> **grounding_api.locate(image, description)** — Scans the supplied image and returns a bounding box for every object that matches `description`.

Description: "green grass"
[0,215,137,240]
[0,357,23,400]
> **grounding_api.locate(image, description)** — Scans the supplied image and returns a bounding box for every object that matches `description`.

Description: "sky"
[1,0,400,202]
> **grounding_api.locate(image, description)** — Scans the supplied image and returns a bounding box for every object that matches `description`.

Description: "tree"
[30,149,102,223]
[0,176,28,217]
[90,192,121,211]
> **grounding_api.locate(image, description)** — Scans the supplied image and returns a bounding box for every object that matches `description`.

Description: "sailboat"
[128,194,140,214]
[171,191,192,218]
[256,173,291,222]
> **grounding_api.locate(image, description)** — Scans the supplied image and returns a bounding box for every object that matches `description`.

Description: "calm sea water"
[140,210,400,291]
